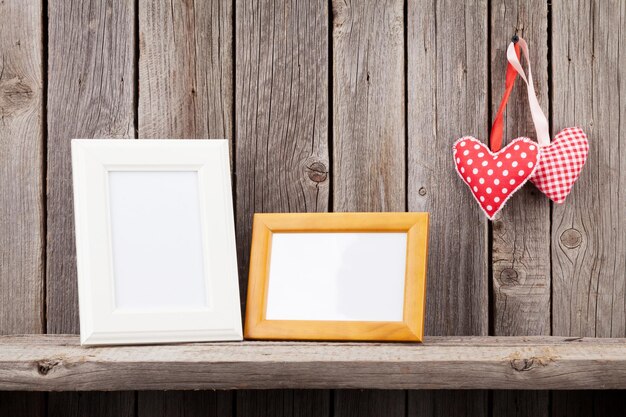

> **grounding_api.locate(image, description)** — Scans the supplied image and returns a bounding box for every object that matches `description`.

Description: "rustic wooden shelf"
[2,335,626,391]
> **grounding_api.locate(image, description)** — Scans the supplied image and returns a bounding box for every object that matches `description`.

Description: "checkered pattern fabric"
[530,127,588,204]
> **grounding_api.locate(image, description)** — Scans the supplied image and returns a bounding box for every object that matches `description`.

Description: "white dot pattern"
[452,137,541,218]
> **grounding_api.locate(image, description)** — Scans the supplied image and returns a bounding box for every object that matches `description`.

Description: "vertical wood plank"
[492,392,549,417]
[407,0,488,338]
[334,390,404,417]
[0,392,45,417]
[46,0,136,415]
[235,0,330,413]
[139,391,233,417]
[47,0,136,334]
[138,0,233,415]
[332,0,405,414]
[332,0,405,212]
[0,0,44,336]
[408,390,488,417]
[49,393,134,417]
[0,2,45,412]
[235,0,329,300]
[552,391,626,417]
[552,0,626,339]
[489,2,551,415]
[490,0,550,338]
[407,0,489,415]
[138,0,232,139]
[237,390,329,417]
[551,0,626,414]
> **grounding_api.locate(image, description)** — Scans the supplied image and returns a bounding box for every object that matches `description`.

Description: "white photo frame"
[72,139,242,345]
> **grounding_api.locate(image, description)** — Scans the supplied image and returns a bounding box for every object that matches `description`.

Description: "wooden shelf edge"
[1,335,626,391]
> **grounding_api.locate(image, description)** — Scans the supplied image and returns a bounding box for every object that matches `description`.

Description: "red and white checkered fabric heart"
[453,137,540,219]
[530,127,588,204]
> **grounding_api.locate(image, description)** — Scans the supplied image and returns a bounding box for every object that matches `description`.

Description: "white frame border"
[72,139,242,345]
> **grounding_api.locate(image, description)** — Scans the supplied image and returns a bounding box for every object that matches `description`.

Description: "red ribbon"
[489,43,521,152]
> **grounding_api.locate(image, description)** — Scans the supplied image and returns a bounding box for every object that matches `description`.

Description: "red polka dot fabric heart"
[530,127,588,204]
[453,137,540,219]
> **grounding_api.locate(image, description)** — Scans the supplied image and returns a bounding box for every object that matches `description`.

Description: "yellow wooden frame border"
[244,212,429,342]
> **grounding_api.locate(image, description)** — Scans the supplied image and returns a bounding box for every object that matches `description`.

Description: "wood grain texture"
[235,0,329,414]
[139,391,233,417]
[4,335,626,390]
[0,0,44,335]
[334,390,404,417]
[331,0,405,413]
[489,2,551,416]
[237,390,329,417]
[490,0,550,338]
[407,0,488,337]
[0,9,45,417]
[551,0,626,340]
[46,0,136,415]
[46,0,136,334]
[492,391,549,417]
[552,390,626,417]
[408,390,488,417]
[332,0,404,212]
[407,1,489,415]
[0,1,47,416]
[235,0,329,303]
[48,392,134,417]
[0,392,45,417]
[138,0,234,415]
[551,0,626,413]
[138,0,232,139]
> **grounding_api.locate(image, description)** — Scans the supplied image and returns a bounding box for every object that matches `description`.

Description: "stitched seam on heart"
[453,136,541,220]
[452,135,538,156]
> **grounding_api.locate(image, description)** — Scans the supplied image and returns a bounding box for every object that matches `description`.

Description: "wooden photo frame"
[244,213,429,342]
[72,139,242,345]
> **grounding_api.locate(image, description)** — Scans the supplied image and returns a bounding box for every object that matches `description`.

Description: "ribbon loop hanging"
[489,37,551,151]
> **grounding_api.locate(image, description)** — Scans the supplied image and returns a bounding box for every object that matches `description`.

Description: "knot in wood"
[560,228,582,249]
[508,348,555,372]
[498,268,519,286]
[0,76,35,113]
[510,358,537,372]
[418,187,427,196]
[509,355,552,372]
[306,162,328,183]
[37,358,61,376]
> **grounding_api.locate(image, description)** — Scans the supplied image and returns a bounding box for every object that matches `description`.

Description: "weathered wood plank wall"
[137,0,234,415]
[44,0,136,416]
[235,0,330,414]
[1,0,625,416]
[0,0,45,415]
[551,0,626,414]
[407,0,489,415]
[489,0,551,416]
[333,0,407,414]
